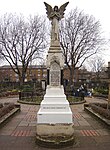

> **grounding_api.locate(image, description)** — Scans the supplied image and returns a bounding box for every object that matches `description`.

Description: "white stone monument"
[36,2,74,146]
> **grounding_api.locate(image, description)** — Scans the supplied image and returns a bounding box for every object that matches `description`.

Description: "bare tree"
[89,56,105,80]
[0,14,47,86]
[60,8,104,84]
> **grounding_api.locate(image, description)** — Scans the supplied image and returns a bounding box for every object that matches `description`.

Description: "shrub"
[20,84,33,92]
[94,88,108,95]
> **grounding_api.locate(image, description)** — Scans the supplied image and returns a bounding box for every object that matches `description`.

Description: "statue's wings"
[59,2,69,18]
[44,2,53,17]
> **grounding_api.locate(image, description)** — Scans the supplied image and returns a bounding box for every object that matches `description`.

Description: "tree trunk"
[69,67,74,85]
[19,74,25,87]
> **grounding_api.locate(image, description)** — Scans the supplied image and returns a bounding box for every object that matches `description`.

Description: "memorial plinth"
[37,86,73,124]
[36,86,74,147]
[36,2,74,147]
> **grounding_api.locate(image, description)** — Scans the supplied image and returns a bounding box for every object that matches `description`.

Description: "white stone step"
[37,109,73,124]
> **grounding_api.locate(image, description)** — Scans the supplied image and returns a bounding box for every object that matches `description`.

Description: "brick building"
[0,65,47,82]
[0,65,108,84]
[0,65,78,82]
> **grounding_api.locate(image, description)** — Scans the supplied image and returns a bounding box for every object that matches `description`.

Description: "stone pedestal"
[37,86,73,123]
[36,36,74,148]
[36,44,74,146]
[36,86,74,147]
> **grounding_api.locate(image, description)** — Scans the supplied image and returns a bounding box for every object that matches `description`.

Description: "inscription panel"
[50,70,60,86]
[50,62,60,86]
[43,107,66,109]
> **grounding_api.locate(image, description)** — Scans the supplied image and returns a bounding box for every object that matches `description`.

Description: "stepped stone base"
[37,86,73,123]
[36,86,74,147]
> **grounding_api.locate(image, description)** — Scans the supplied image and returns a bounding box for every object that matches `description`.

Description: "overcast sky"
[0,0,110,65]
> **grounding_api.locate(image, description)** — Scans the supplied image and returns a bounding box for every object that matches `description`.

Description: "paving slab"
[96,129,110,136]
[93,135,110,143]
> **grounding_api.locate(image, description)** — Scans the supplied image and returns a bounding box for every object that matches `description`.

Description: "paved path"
[0,97,110,150]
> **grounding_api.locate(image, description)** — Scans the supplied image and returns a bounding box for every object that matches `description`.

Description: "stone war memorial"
[36,2,74,147]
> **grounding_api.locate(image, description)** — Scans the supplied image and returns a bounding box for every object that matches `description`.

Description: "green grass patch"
[21,96,43,104]
[67,96,83,103]
[19,96,84,105]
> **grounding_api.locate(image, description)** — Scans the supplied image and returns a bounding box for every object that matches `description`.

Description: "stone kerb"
[0,104,20,128]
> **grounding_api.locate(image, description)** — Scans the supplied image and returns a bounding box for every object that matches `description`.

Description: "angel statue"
[44,2,69,42]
